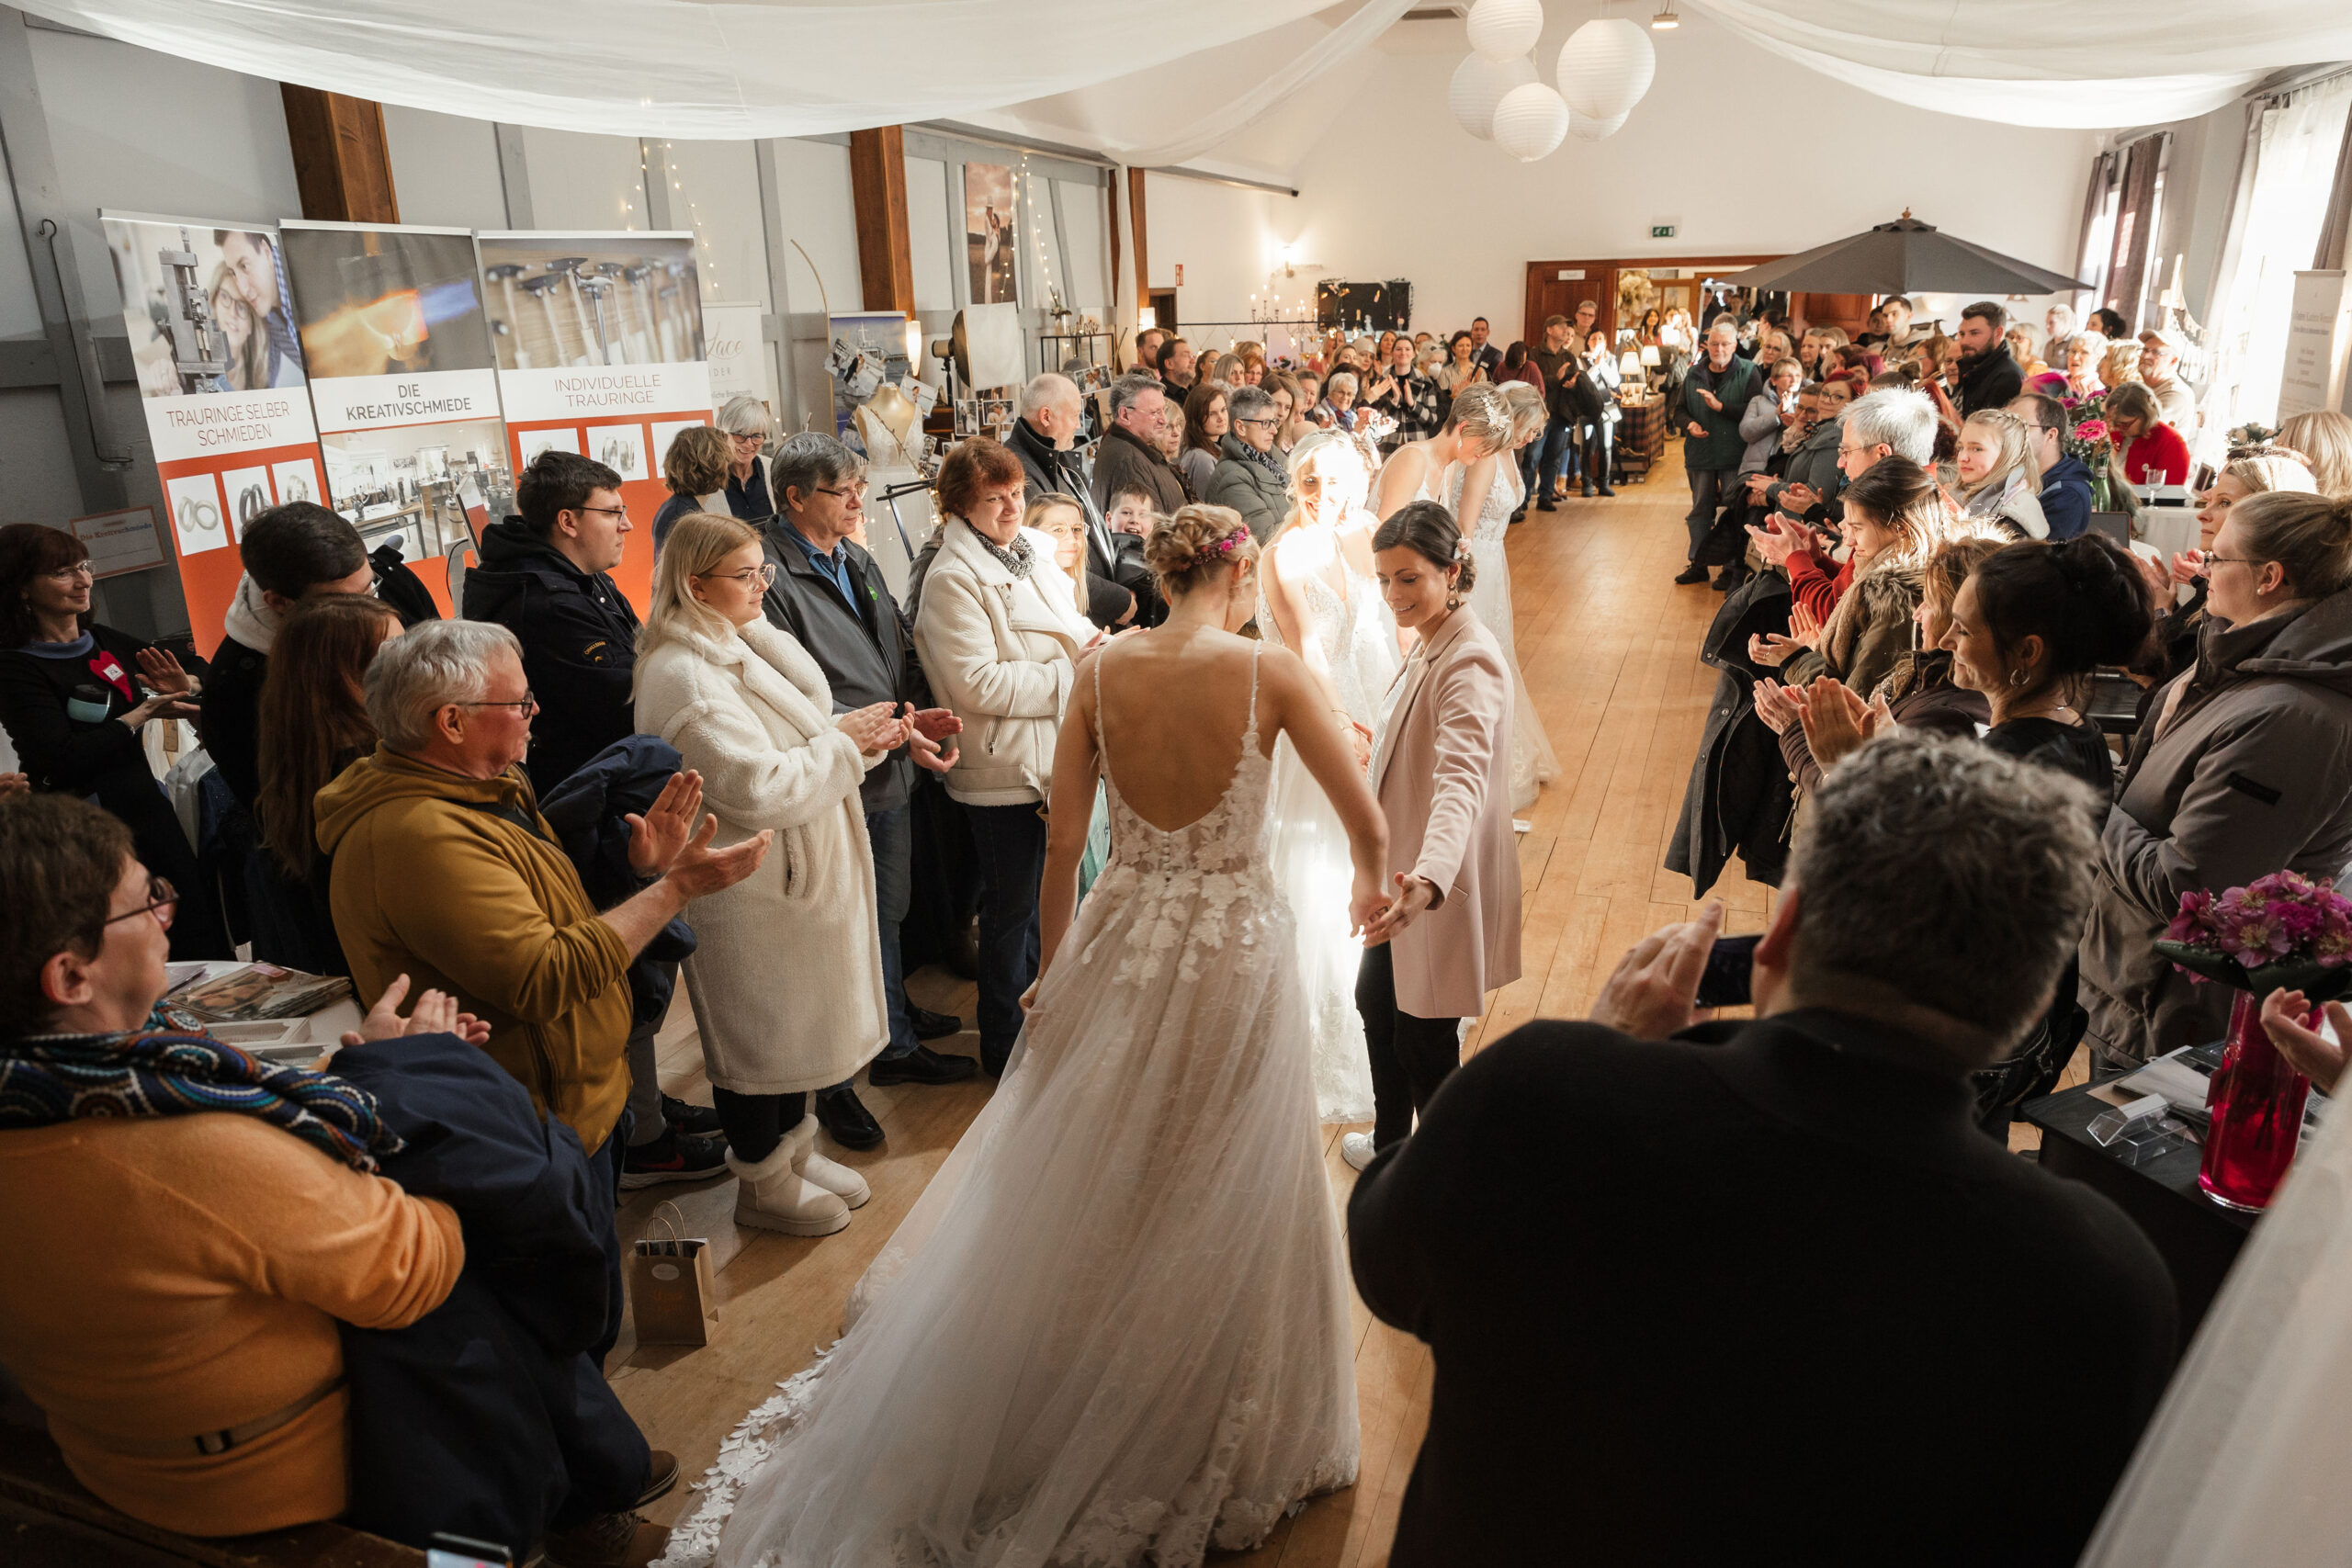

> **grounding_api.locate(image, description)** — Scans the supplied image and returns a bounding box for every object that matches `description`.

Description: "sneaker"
[815,1085,885,1150]
[637,1450,681,1506]
[1340,1132,1379,1172]
[540,1510,670,1568]
[619,1125,729,1190]
[1673,562,1711,585]
[868,1043,979,1086]
[908,1003,963,1041]
[659,1094,722,1138]
[1595,484,1616,497]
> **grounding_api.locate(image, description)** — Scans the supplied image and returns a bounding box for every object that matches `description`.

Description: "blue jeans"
[963,799,1050,1070]
[1536,414,1580,498]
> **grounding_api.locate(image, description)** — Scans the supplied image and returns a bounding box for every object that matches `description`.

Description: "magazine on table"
[164,963,352,1022]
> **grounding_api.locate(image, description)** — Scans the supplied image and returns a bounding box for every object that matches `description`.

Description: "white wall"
[1142,173,1295,355]
[1254,10,2098,341]
[382,105,507,231]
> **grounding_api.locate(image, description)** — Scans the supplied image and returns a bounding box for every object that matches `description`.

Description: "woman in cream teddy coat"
[634,511,909,1235]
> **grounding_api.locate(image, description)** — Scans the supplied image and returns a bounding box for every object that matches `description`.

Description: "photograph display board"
[100,212,327,654]
[478,231,712,609]
[964,164,1018,305]
[279,221,511,612]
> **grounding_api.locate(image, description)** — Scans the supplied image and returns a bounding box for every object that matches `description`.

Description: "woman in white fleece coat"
[634,511,910,1236]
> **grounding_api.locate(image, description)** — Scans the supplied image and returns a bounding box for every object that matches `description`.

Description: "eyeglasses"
[1235,416,1278,428]
[698,562,779,588]
[41,561,95,581]
[576,504,630,524]
[2203,554,2265,570]
[813,483,867,503]
[103,876,177,931]
[456,692,538,715]
[725,432,765,446]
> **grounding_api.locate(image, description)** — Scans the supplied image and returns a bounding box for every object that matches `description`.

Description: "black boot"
[815,1085,885,1149]
[1673,561,1711,585]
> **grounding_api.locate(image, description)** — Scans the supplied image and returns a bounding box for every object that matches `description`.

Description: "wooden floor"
[607,458,2067,1561]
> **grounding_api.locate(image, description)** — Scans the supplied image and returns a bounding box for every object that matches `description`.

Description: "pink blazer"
[1369,606,1523,1018]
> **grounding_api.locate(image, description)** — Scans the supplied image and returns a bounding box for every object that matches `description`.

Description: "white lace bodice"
[1086,643,1282,989]
[1447,456,1524,547]
[1256,532,1401,729]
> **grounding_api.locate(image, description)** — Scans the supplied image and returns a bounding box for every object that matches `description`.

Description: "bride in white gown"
[1256,430,1402,1123]
[1450,385,1559,815]
[661,505,1389,1568]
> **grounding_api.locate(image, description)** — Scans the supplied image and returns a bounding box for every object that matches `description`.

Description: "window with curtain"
[2205,75,2352,440]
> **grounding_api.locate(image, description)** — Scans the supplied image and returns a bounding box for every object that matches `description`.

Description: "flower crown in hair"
[1206,526,1250,559]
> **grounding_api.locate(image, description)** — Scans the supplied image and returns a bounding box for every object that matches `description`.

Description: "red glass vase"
[2198,989,2312,1212]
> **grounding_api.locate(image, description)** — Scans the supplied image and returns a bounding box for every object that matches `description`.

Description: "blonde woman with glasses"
[633,510,921,1237]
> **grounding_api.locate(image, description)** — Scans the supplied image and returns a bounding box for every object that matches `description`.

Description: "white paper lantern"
[1493,81,1571,163]
[1464,0,1544,62]
[1568,107,1631,141]
[1555,17,1657,121]
[1449,52,1539,141]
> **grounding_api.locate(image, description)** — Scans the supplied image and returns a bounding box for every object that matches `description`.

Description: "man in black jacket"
[1008,372,1158,628]
[200,502,376,808]
[1527,312,1596,509]
[1954,299,2025,416]
[462,449,728,1189]
[1351,732,2177,1568]
[764,434,977,1149]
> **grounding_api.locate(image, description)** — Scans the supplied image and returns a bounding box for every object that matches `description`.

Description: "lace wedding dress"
[1256,531,1400,1123]
[1449,457,1559,813]
[661,643,1359,1568]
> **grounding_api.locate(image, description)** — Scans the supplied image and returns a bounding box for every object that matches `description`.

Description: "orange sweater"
[0,1113,463,1536]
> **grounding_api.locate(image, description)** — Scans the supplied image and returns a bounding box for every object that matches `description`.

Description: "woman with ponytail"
[1343,501,1521,1173]
[2084,491,2352,1071]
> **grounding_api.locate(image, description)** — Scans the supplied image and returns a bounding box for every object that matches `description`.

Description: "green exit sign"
[1651,224,1678,238]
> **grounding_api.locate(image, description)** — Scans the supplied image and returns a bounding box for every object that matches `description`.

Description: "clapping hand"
[907,704,961,774]
[1792,676,1880,769]
[343,973,492,1048]
[1589,901,1724,1040]
[627,769,705,877]
[1779,481,1819,513]
[1697,388,1723,412]
[2172,549,2207,587]
[836,701,906,757]
[1786,602,1823,649]
[1743,473,1773,501]
[0,772,25,795]
[1746,630,1805,668]
[1687,420,1708,439]
[2258,989,2347,1095]
[1752,678,1801,736]
[1745,512,1804,569]
[664,815,772,900]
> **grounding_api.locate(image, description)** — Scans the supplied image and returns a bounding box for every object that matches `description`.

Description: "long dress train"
[660,643,1358,1568]
[1256,539,1400,1123]
[1449,458,1558,813]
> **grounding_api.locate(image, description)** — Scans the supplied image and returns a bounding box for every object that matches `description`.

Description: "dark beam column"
[1125,166,1150,317]
[280,86,400,223]
[848,126,914,315]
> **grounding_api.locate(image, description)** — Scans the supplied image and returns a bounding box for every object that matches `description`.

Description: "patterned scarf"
[1238,437,1288,484]
[967,520,1035,580]
[0,1015,401,1172]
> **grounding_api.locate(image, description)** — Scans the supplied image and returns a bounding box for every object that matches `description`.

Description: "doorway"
[1524,254,1781,345]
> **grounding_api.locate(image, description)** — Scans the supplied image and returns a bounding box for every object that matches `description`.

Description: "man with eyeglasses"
[2009,392,2094,542]
[464,450,642,797]
[761,433,979,1141]
[1011,372,1156,630]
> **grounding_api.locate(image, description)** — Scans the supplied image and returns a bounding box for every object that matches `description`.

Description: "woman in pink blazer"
[1345,501,1523,1171]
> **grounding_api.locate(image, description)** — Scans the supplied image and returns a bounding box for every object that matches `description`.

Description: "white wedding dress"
[1256,527,1400,1123]
[1449,457,1559,813]
[661,643,1359,1568]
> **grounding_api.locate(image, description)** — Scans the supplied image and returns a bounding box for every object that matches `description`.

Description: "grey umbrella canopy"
[1727,214,2091,297]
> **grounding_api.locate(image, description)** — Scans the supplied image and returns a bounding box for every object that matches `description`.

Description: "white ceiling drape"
[1681,1,2352,129]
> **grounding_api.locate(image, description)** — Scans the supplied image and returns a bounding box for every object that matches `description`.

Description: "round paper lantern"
[1493,82,1571,163]
[1464,0,1544,62]
[1568,108,1631,141]
[1449,52,1539,141]
[1555,17,1657,121]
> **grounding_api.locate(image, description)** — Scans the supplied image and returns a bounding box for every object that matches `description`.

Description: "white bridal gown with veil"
[1449,457,1558,814]
[1255,526,1400,1123]
[660,642,1359,1568]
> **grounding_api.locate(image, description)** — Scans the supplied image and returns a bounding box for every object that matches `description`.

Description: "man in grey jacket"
[763,434,978,1137]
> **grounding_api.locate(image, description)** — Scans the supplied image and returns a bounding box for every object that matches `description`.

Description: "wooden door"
[1792,291,1875,338]
[1523,262,1611,349]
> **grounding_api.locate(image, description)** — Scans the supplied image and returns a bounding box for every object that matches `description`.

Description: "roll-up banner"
[100,211,326,655]
[477,231,712,610]
[278,221,512,615]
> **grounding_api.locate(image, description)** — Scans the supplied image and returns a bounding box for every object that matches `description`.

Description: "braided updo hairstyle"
[1144,503,1260,598]
[1966,534,2156,703]
[1372,499,1476,598]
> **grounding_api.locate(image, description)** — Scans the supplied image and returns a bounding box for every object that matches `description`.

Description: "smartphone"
[1694,933,1762,1010]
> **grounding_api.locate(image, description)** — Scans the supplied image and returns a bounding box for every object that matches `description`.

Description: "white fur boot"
[787,1115,870,1210]
[728,1124,849,1236]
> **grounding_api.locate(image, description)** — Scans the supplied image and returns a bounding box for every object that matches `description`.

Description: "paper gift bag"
[629,1202,717,1346]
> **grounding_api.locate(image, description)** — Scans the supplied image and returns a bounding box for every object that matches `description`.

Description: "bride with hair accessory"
[658,504,1388,1568]
[1256,429,1404,1123]
[1450,384,1559,815]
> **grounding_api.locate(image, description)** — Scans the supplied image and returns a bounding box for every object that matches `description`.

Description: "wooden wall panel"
[848,126,915,315]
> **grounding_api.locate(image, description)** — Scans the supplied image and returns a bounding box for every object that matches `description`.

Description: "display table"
[2023,1074,2256,1334]
[1613,396,1666,485]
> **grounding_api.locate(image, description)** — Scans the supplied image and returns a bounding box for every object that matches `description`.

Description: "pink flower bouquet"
[2159,871,2352,998]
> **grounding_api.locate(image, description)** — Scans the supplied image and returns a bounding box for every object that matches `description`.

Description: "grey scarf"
[967,520,1035,580]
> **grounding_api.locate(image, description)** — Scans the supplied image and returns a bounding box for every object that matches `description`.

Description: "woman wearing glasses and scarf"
[634,511,924,1237]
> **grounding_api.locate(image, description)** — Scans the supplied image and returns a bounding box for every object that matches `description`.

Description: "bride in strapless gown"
[1448,430,1559,815]
[1256,431,1400,1123]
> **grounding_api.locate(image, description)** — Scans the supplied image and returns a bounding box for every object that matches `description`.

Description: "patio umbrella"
[1726,212,2091,297]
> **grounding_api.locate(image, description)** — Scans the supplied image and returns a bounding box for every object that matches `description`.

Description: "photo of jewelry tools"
[279,224,495,378]
[108,217,311,398]
[476,235,705,372]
